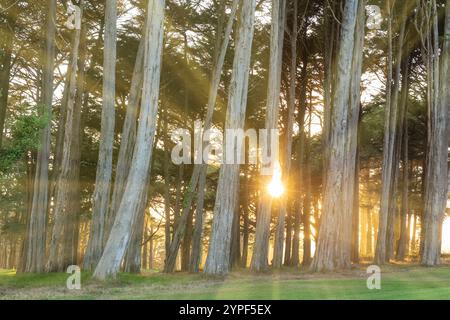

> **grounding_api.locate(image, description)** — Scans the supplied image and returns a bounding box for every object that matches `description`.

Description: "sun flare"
[267,162,285,198]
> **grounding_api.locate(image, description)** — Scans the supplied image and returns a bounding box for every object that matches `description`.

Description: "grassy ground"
[1,264,450,300]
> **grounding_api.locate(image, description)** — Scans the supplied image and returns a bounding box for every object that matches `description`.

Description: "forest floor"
[1,263,450,300]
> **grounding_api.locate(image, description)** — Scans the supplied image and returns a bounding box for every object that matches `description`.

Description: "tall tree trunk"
[396,57,410,261]
[179,30,191,272]
[375,1,407,264]
[62,22,88,268]
[251,0,286,272]
[290,35,308,267]
[204,0,257,276]
[165,0,239,273]
[20,0,56,273]
[93,0,165,279]
[106,36,144,239]
[189,0,228,274]
[273,0,288,268]
[310,0,362,272]
[421,0,449,266]
[283,0,299,267]
[84,0,117,270]
[46,1,84,272]
[386,11,408,261]
[322,0,338,176]
[347,0,365,266]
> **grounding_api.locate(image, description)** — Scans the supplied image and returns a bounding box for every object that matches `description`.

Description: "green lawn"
[1,265,450,300]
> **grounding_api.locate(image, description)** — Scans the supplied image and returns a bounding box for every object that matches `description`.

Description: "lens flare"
[267,162,284,198]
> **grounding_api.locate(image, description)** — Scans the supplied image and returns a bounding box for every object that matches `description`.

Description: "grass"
[1,264,450,300]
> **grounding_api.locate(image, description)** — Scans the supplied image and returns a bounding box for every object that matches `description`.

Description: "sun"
[267,162,285,198]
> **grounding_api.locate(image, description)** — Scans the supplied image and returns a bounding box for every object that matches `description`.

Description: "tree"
[203,0,257,276]
[310,0,363,272]
[251,0,286,272]
[20,0,56,273]
[282,0,299,267]
[421,0,449,266]
[46,1,84,272]
[93,0,166,279]
[83,0,117,270]
[163,0,240,274]
[189,0,240,274]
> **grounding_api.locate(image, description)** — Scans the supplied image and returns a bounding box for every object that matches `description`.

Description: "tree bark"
[106,36,144,240]
[46,1,84,272]
[251,0,286,272]
[123,181,148,273]
[93,0,165,279]
[310,0,362,272]
[20,0,56,273]
[165,0,239,274]
[283,0,298,267]
[61,21,88,268]
[421,0,449,266]
[204,0,257,275]
[84,0,117,270]
[290,36,308,267]
[396,56,410,261]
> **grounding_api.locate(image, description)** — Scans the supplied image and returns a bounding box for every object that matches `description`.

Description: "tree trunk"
[204,0,257,276]
[20,0,56,273]
[84,0,117,270]
[421,0,449,266]
[123,181,148,273]
[251,0,286,272]
[189,165,207,272]
[273,0,288,268]
[290,37,308,267]
[165,0,239,274]
[62,22,88,268]
[46,2,84,272]
[283,0,298,267]
[188,0,230,274]
[310,0,362,272]
[396,56,410,261]
[107,36,144,240]
[93,0,165,279]
[375,1,408,264]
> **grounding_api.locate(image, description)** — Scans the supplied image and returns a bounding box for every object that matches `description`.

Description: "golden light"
[441,217,450,254]
[267,161,285,198]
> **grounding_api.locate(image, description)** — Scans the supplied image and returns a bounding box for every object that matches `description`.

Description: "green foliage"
[0,106,50,173]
